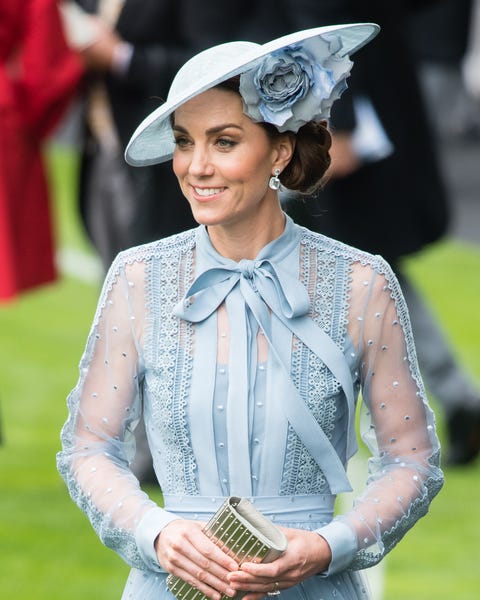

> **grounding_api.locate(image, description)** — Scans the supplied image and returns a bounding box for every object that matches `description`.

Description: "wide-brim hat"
[125,23,380,167]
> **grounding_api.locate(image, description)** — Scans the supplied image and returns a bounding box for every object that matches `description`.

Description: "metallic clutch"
[166,496,288,600]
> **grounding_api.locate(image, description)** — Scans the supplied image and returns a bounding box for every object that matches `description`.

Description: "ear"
[272,133,295,172]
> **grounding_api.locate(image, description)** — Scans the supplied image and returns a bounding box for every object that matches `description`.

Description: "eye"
[173,135,191,148]
[216,138,237,149]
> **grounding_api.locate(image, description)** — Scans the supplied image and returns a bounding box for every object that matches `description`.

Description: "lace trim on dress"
[281,240,351,495]
[143,232,199,495]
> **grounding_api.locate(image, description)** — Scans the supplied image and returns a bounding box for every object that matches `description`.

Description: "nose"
[188,145,214,177]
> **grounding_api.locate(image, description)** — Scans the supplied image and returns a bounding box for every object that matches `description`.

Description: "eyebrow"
[173,123,243,135]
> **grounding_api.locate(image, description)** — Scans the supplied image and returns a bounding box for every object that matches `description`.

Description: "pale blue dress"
[57,215,443,599]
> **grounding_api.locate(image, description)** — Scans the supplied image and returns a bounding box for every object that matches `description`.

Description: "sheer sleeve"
[318,258,444,573]
[57,255,178,570]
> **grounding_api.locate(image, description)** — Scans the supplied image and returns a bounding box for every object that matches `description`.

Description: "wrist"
[314,521,357,576]
[314,533,332,573]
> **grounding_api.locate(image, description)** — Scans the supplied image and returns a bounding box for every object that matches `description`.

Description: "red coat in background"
[0,0,83,302]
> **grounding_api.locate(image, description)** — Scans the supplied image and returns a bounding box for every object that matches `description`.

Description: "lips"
[193,186,226,197]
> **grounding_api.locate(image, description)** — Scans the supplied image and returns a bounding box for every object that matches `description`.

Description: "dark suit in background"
[282,0,449,262]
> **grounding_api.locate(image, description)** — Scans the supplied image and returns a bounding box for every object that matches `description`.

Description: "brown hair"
[217,77,332,194]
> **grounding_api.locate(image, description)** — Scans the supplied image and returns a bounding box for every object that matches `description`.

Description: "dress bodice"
[144,218,357,500]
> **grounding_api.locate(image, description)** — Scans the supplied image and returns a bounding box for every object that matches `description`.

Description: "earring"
[269,168,281,190]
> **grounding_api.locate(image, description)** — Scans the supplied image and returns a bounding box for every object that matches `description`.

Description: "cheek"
[224,155,269,183]
[241,161,270,188]
[172,153,188,178]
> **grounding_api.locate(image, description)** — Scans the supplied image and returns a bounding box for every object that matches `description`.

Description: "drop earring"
[269,168,281,190]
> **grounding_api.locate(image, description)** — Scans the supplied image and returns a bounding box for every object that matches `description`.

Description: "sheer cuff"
[135,507,180,571]
[315,520,357,576]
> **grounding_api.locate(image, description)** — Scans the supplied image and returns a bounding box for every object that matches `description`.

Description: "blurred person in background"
[408,0,480,140]
[0,0,83,303]
[281,0,480,466]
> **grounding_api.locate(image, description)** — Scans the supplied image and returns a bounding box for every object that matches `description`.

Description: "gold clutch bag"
[166,496,288,600]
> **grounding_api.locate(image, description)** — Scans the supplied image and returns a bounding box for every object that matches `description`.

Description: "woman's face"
[172,87,291,229]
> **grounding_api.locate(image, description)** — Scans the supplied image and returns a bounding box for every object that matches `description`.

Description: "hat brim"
[125,23,380,167]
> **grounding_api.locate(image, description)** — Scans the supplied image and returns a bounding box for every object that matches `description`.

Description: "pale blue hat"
[125,23,379,167]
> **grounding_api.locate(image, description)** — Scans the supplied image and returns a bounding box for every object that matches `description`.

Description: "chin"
[192,216,225,228]
[189,205,226,227]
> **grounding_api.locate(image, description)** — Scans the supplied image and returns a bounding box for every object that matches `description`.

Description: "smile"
[193,187,226,197]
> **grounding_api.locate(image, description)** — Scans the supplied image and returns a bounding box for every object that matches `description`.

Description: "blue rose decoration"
[239,35,353,132]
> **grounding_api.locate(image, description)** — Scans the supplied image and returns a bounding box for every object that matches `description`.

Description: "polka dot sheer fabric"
[57,217,443,599]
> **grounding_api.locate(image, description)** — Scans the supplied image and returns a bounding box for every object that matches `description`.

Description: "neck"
[207,203,286,261]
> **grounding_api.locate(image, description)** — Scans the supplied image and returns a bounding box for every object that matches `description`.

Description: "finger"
[232,560,281,579]
[164,528,239,596]
[197,532,240,571]
[161,522,238,574]
[171,564,237,600]
[229,577,282,596]
[228,570,280,590]
[167,538,237,583]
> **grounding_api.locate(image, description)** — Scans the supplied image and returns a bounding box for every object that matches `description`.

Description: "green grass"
[0,145,479,598]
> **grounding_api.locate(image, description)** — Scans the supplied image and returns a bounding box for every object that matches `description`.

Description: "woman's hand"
[227,528,332,600]
[155,519,240,600]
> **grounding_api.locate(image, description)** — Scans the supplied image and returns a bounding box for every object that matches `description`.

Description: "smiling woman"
[57,23,444,600]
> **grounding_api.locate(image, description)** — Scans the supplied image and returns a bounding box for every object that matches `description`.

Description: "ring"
[267,582,280,596]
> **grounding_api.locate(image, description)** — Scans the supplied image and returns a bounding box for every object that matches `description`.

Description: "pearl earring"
[269,168,281,190]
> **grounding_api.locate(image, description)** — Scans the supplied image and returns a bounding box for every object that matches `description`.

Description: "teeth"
[194,187,224,196]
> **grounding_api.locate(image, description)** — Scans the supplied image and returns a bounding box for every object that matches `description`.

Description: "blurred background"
[1,1,479,598]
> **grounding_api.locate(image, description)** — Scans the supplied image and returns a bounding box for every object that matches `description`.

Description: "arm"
[318,259,444,573]
[57,254,179,571]
[72,0,192,96]
[73,18,189,91]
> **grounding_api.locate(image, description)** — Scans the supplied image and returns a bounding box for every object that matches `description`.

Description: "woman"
[57,25,444,600]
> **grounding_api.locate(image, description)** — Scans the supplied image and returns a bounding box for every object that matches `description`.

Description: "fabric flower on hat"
[239,35,353,132]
